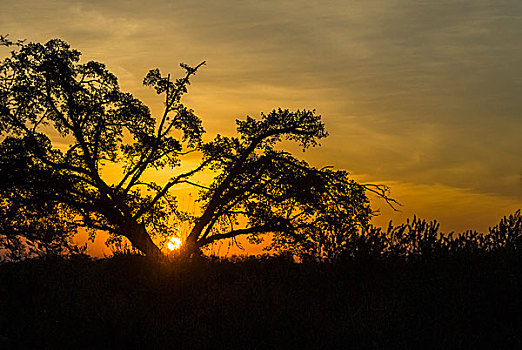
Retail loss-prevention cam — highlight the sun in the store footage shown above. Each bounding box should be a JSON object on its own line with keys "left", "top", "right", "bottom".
{"left": 167, "top": 237, "right": 183, "bottom": 251}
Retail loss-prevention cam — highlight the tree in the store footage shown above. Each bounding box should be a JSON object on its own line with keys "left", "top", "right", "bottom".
{"left": 0, "top": 37, "right": 394, "bottom": 259}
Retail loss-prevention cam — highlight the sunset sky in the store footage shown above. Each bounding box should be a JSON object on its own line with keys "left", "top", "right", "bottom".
{"left": 2, "top": 0, "right": 522, "bottom": 254}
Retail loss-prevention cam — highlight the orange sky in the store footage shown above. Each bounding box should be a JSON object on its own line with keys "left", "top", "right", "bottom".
{"left": 2, "top": 0, "right": 522, "bottom": 256}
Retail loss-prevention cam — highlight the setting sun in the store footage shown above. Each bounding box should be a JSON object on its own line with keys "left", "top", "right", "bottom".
{"left": 167, "top": 237, "right": 183, "bottom": 251}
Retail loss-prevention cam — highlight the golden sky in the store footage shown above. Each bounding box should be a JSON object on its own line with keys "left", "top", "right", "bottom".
{"left": 2, "top": 0, "right": 522, "bottom": 254}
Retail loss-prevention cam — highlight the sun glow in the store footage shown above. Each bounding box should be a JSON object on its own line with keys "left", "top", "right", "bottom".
{"left": 167, "top": 237, "right": 183, "bottom": 251}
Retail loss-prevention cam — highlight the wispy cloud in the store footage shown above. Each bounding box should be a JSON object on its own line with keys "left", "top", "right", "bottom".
{"left": 2, "top": 0, "right": 521, "bottom": 231}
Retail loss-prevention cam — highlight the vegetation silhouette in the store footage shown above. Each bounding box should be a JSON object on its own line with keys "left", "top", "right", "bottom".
{"left": 1, "top": 210, "right": 522, "bottom": 349}
{"left": 0, "top": 36, "right": 395, "bottom": 260}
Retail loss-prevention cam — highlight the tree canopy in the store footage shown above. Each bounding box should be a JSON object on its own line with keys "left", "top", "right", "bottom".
{"left": 0, "top": 36, "right": 394, "bottom": 260}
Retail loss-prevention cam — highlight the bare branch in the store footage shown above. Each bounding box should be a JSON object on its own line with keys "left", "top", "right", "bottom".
{"left": 362, "top": 183, "right": 401, "bottom": 211}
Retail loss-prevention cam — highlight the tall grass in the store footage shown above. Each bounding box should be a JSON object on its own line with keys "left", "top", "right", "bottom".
{"left": 1, "top": 250, "right": 521, "bottom": 349}
{"left": 1, "top": 211, "right": 521, "bottom": 349}
{"left": 327, "top": 210, "right": 522, "bottom": 261}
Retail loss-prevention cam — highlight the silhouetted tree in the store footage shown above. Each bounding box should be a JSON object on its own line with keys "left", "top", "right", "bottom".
{"left": 0, "top": 36, "right": 393, "bottom": 259}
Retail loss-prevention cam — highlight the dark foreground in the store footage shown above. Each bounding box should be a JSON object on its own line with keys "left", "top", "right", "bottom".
{"left": 1, "top": 253, "right": 521, "bottom": 349}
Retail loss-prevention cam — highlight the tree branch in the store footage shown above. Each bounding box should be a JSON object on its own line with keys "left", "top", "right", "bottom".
{"left": 132, "top": 158, "right": 211, "bottom": 220}
{"left": 197, "top": 224, "right": 283, "bottom": 247}
{"left": 361, "top": 184, "right": 401, "bottom": 211}
{"left": 117, "top": 61, "right": 206, "bottom": 192}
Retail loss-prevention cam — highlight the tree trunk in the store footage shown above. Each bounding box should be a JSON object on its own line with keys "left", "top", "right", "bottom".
{"left": 180, "top": 235, "right": 202, "bottom": 259}
{"left": 123, "top": 222, "right": 163, "bottom": 259}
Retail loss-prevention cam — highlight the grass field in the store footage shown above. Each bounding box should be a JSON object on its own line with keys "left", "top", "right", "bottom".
{"left": 1, "top": 251, "right": 521, "bottom": 349}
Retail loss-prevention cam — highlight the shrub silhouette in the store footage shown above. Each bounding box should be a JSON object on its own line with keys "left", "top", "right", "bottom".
{"left": 318, "top": 210, "right": 522, "bottom": 261}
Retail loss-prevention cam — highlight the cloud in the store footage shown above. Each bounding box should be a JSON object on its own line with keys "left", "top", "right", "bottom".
{"left": 2, "top": 0, "right": 521, "bottom": 225}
